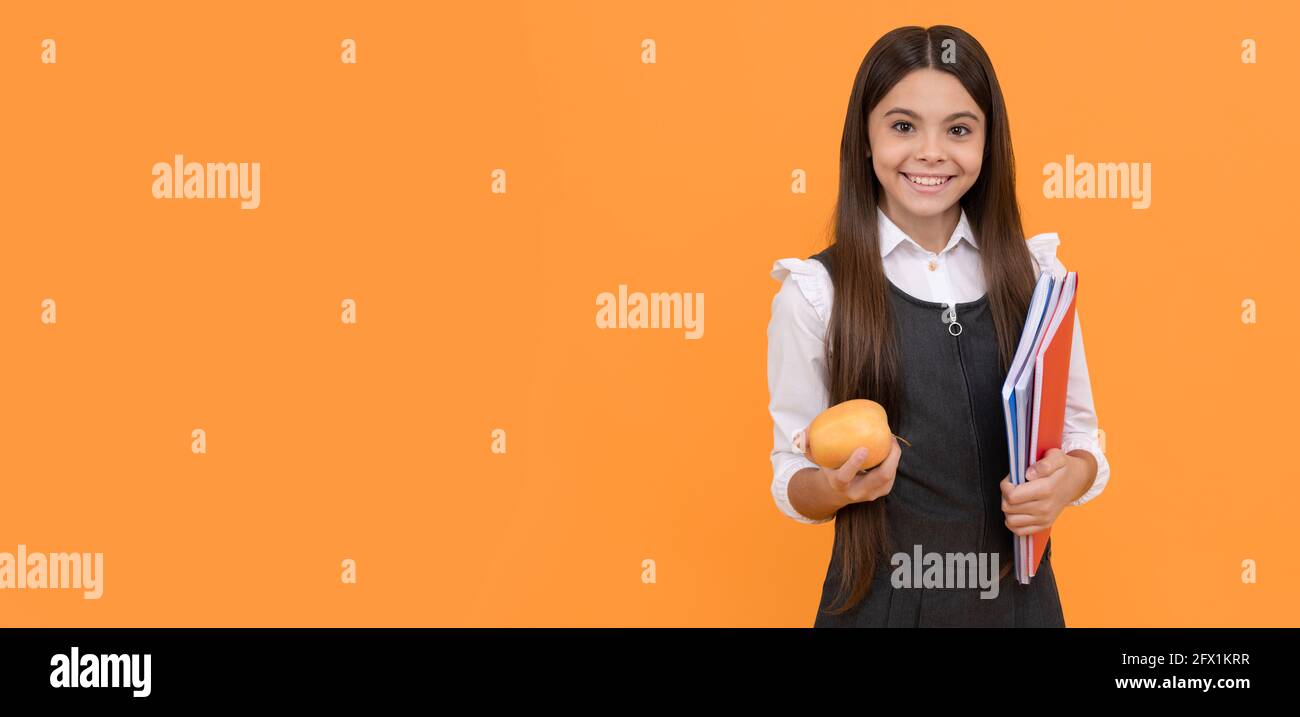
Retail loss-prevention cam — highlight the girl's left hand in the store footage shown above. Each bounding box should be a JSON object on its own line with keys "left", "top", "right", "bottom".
{"left": 999, "top": 448, "right": 1078, "bottom": 537}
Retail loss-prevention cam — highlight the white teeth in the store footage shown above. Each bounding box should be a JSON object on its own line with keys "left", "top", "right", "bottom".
{"left": 906, "top": 174, "right": 950, "bottom": 186}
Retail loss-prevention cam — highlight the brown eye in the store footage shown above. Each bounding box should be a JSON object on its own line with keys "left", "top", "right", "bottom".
{"left": 891, "top": 121, "right": 913, "bottom": 133}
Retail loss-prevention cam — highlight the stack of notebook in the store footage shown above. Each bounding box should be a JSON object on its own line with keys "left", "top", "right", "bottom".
{"left": 1000, "top": 269, "right": 1078, "bottom": 584}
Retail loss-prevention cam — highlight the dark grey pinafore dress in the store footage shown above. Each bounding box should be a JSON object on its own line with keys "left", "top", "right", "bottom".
{"left": 808, "top": 248, "right": 1066, "bottom": 627}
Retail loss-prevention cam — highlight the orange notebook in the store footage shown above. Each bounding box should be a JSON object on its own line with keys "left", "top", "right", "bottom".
{"left": 1027, "top": 272, "right": 1078, "bottom": 578}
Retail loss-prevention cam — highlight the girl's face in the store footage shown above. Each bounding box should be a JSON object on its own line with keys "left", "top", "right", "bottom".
{"left": 867, "top": 68, "right": 985, "bottom": 224}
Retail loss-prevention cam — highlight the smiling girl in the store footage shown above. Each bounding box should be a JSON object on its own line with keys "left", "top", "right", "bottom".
{"left": 765, "top": 25, "right": 1110, "bottom": 627}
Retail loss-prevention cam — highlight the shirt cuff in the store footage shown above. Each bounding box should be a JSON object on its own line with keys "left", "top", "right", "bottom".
{"left": 772, "top": 455, "right": 835, "bottom": 525}
{"left": 1061, "top": 433, "right": 1110, "bottom": 507}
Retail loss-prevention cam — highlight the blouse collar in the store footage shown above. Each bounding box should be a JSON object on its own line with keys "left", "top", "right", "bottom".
{"left": 876, "top": 206, "right": 978, "bottom": 258}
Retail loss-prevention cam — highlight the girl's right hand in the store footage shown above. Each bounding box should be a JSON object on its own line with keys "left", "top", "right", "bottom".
{"left": 820, "top": 437, "right": 901, "bottom": 505}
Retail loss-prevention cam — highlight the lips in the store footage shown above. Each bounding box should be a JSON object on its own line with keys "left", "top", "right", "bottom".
{"left": 900, "top": 172, "right": 955, "bottom": 195}
{"left": 902, "top": 173, "right": 954, "bottom": 186}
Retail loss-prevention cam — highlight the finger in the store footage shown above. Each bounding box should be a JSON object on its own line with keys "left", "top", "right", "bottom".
{"left": 1000, "top": 476, "right": 1015, "bottom": 500}
{"left": 868, "top": 439, "right": 899, "bottom": 478}
{"left": 1004, "top": 512, "right": 1036, "bottom": 528}
{"left": 870, "top": 467, "right": 896, "bottom": 489}
{"left": 858, "top": 442, "right": 900, "bottom": 489}
{"left": 1004, "top": 512, "right": 1047, "bottom": 531}
{"left": 1004, "top": 508, "right": 1051, "bottom": 526}
{"left": 1007, "top": 471, "right": 1059, "bottom": 503}
{"left": 1028, "top": 449, "right": 1067, "bottom": 481}
{"left": 840, "top": 447, "right": 870, "bottom": 476}
{"left": 880, "top": 438, "right": 902, "bottom": 472}
{"left": 1003, "top": 496, "right": 1052, "bottom": 516}
{"left": 1048, "top": 447, "right": 1068, "bottom": 468}
{"left": 1004, "top": 480, "right": 1032, "bottom": 505}
{"left": 826, "top": 457, "right": 856, "bottom": 489}
{"left": 1003, "top": 475, "right": 1055, "bottom": 503}
{"left": 865, "top": 471, "right": 896, "bottom": 501}
{"left": 1013, "top": 475, "right": 1058, "bottom": 503}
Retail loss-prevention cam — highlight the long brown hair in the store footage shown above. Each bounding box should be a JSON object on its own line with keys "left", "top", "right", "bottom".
{"left": 820, "top": 25, "right": 1038, "bottom": 615}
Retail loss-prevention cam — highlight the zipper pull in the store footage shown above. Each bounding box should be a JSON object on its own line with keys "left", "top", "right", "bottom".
{"left": 942, "top": 303, "right": 962, "bottom": 336}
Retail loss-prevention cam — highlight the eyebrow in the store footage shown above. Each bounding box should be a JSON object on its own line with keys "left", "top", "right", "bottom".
{"left": 883, "top": 107, "right": 981, "bottom": 123}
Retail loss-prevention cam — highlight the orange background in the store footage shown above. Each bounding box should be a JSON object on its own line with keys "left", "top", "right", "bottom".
{"left": 1, "top": 0, "right": 1295, "bottom": 627}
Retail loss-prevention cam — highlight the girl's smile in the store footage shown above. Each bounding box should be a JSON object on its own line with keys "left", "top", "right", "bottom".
{"left": 900, "top": 171, "right": 956, "bottom": 194}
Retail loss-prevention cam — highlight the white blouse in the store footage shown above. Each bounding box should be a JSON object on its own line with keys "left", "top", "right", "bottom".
{"left": 766, "top": 207, "right": 1111, "bottom": 524}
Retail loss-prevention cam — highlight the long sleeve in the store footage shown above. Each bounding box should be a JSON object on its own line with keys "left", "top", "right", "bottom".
{"left": 766, "top": 259, "right": 835, "bottom": 524}
{"left": 1060, "top": 310, "right": 1110, "bottom": 506}
{"left": 1025, "top": 233, "right": 1111, "bottom": 507}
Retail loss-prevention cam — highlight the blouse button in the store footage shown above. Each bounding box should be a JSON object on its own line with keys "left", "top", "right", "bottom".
{"left": 927, "top": 259, "right": 937, "bottom": 271}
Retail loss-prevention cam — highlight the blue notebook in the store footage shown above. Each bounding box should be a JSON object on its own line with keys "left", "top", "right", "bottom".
{"left": 1000, "top": 272, "right": 1059, "bottom": 584}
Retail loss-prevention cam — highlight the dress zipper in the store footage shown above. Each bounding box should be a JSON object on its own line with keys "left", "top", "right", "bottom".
{"left": 946, "top": 302, "right": 986, "bottom": 554}
{"left": 941, "top": 304, "right": 961, "bottom": 336}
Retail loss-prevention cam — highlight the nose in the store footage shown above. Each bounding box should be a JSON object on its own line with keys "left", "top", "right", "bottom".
{"left": 915, "top": 129, "right": 946, "bottom": 164}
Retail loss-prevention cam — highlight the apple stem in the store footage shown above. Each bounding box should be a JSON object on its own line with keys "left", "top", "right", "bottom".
{"left": 893, "top": 433, "right": 913, "bottom": 448}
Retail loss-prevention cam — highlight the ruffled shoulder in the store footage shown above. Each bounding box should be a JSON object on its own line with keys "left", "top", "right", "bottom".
{"left": 1026, "top": 232, "right": 1067, "bottom": 280}
{"left": 770, "top": 257, "right": 833, "bottom": 324}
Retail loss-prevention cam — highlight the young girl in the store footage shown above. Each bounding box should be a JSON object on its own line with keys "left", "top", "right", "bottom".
{"left": 766, "top": 25, "right": 1110, "bottom": 627}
